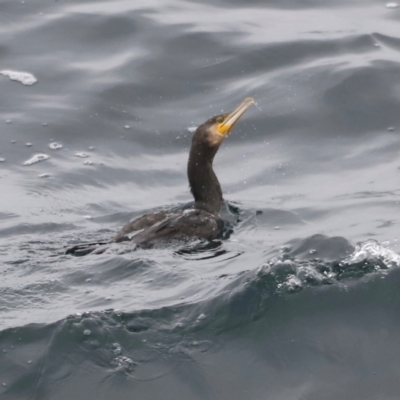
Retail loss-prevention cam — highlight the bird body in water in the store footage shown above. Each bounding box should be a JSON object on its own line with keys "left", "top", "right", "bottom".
{"left": 66, "top": 97, "right": 254, "bottom": 255}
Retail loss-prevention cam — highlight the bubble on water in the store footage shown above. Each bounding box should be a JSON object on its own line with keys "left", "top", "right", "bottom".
{"left": 0, "top": 70, "right": 37, "bottom": 85}
{"left": 0, "top": 158, "right": 5, "bottom": 163}
{"left": 274, "top": 226, "right": 280, "bottom": 230}
{"left": 386, "top": 2, "right": 399, "bottom": 8}
{"left": 279, "top": 275, "right": 302, "bottom": 293}
{"left": 75, "top": 152, "right": 89, "bottom": 158}
{"left": 48, "top": 142, "right": 63, "bottom": 150}
{"left": 6, "top": 120, "right": 11, "bottom": 124}
{"left": 42, "top": 122, "right": 48, "bottom": 127}
{"left": 187, "top": 126, "right": 197, "bottom": 133}
{"left": 88, "top": 146, "right": 95, "bottom": 150}
{"left": 124, "top": 125, "right": 130, "bottom": 129}
{"left": 39, "top": 173, "right": 50, "bottom": 178}
{"left": 387, "top": 126, "right": 395, "bottom": 131}
{"left": 112, "top": 343, "right": 122, "bottom": 355}
{"left": 83, "top": 329, "right": 91, "bottom": 336}
{"left": 11, "top": 140, "right": 16, "bottom": 144}
{"left": 25, "top": 142, "right": 33, "bottom": 147}
{"left": 84, "top": 215, "right": 92, "bottom": 220}
{"left": 27, "top": 360, "right": 32, "bottom": 364}
{"left": 24, "top": 154, "right": 50, "bottom": 166}
{"left": 83, "top": 160, "right": 93, "bottom": 165}
{"left": 112, "top": 355, "right": 134, "bottom": 370}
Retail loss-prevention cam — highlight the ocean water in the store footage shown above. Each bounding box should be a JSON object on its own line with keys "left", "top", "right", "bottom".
{"left": 1, "top": 0, "right": 400, "bottom": 399}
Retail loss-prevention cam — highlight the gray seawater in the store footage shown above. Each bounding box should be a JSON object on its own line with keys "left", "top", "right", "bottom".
{"left": 1, "top": 0, "right": 400, "bottom": 398}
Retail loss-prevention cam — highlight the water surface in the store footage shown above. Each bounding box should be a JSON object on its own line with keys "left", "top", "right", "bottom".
{"left": 1, "top": 0, "right": 400, "bottom": 398}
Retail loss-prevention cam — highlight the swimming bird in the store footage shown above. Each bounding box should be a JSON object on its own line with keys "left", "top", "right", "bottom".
{"left": 66, "top": 97, "right": 254, "bottom": 255}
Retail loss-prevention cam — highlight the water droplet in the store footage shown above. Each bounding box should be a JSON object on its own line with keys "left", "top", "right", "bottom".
{"left": 197, "top": 313, "right": 206, "bottom": 320}
{"left": 84, "top": 215, "right": 92, "bottom": 220}
{"left": 42, "top": 122, "right": 48, "bottom": 127}
{"left": 124, "top": 125, "right": 130, "bottom": 129}
{"left": 187, "top": 126, "right": 197, "bottom": 133}
{"left": 274, "top": 226, "right": 280, "bottom": 230}
{"left": 38, "top": 173, "right": 50, "bottom": 178}
{"left": 309, "top": 249, "right": 317, "bottom": 255}
{"left": 83, "top": 329, "right": 91, "bottom": 336}
{"left": 83, "top": 160, "right": 93, "bottom": 165}
{"left": 6, "top": 120, "right": 11, "bottom": 124}
{"left": 0, "top": 158, "right": 5, "bottom": 163}
{"left": 388, "top": 126, "right": 395, "bottom": 131}
{"left": 27, "top": 360, "right": 32, "bottom": 364}
{"left": 24, "top": 154, "right": 50, "bottom": 166}
{"left": 88, "top": 146, "right": 95, "bottom": 150}
{"left": 49, "top": 142, "right": 63, "bottom": 150}
{"left": 25, "top": 142, "right": 33, "bottom": 147}
{"left": 75, "top": 152, "right": 88, "bottom": 158}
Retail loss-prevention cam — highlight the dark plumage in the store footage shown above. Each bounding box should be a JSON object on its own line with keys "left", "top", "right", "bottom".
{"left": 66, "top": 97, "right": 254, "bottom": 255}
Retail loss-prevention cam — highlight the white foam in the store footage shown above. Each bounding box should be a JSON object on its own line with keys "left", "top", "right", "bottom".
{"left": 48, "top": 142, "right": 63, "bottom": 150}
{"left": 0, "top": 70, "right": 37, "bottom": 86}
{"left": 344, "top": 240, "right": 400, "bottom": 268}
{"left": 76, "top": 152, "right": 89, "bottom": 158}
{"left": 23, "top": 153, "right": 50, "bottom": 166}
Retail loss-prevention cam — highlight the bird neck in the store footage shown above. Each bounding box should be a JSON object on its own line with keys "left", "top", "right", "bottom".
{"left": 187, "top": 142, "right": 223, "bottom": 216}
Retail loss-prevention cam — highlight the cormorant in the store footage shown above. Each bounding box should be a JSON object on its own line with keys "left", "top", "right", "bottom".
{"left": 66, "top": 97, "right": 254, "bottom": 255}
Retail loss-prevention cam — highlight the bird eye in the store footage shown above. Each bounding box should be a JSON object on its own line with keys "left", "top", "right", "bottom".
{"left": 216, "top": 116, "right": 224, "bottom": 123}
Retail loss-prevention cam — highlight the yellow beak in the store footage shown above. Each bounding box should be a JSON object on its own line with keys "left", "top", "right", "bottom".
{"left": 217, "top": 97, "right": 255, "bottom": 135}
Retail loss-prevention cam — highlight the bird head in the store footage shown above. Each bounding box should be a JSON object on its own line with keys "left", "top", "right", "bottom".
{"left": 197, "top": 97, "right": 255, "bottom": 147}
